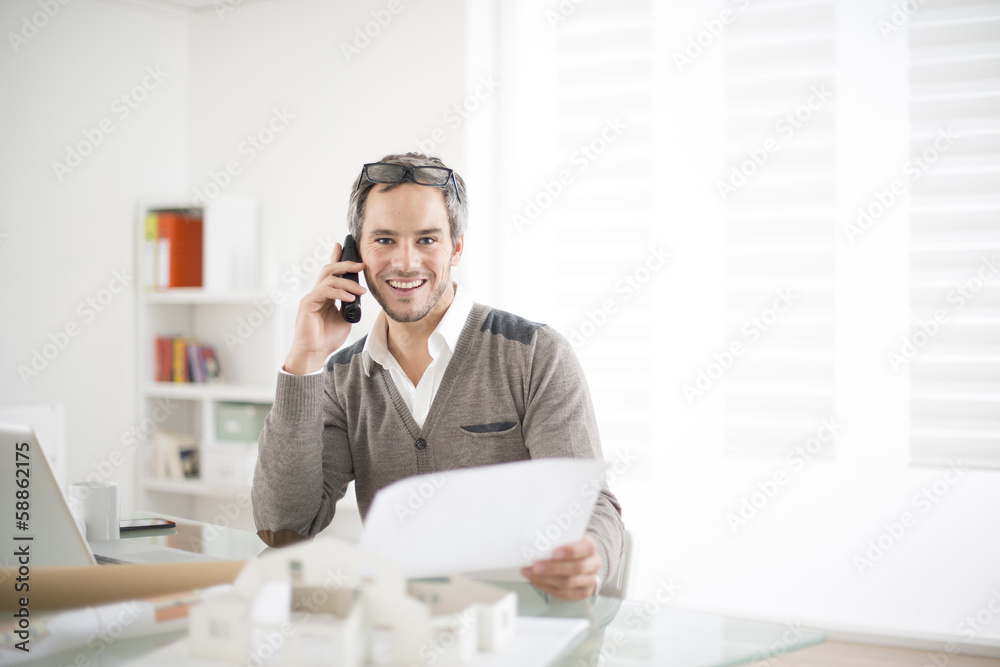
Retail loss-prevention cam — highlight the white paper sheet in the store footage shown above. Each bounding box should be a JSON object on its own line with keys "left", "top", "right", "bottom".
{"left": 359, "top": 458, "right": 607, "bottom": 578}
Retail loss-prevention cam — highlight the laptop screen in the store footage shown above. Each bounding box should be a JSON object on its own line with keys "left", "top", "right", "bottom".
{"left": 0, "top": 423, "right": 96, "bottom": 568}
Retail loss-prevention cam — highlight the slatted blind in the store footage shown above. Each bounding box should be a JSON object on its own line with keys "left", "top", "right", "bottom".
{"left": 496, "top": 0, "right": 1000, "bottom": 470}
{"left": 495, "top": 0, "right": 655, "bottom": 477}
{"left": 722, "top": 0, "right": 838, "bottom": 456}
{"left": 547, "top": 1, "right": 654, "bottom": 475}
{"left": 908, "top": 0, "right": 1000, "bottom": 468}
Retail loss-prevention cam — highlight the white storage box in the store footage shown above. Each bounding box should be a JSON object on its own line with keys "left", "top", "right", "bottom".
{"left": 202, "top": 442, "right": 258, "bottom": 487}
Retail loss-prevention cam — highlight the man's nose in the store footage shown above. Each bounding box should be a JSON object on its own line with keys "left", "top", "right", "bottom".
{"left": 392, "top": 241, "right": 420, "bottom": 271}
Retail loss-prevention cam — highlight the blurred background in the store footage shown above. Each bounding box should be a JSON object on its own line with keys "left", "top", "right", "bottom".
{"left": 2, "top": 0, "right": 999, "bottom": 647}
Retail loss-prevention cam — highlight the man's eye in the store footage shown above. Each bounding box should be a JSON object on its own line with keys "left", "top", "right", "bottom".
{"left": 418, "top": 237, "right": 436, "bottom": 245}
{"left": 375, "top": 238, "right": 393, "bottom": 245}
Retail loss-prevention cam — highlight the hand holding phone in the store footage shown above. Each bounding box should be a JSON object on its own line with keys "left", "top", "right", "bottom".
{"left": 340, "top": 234, "right": 362, "bottom": 323}
{"left": 283, "top": 234, "right": 365, "bottom": 375}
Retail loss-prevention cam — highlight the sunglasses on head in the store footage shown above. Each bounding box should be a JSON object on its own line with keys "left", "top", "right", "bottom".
{"left": 356, "top": 162, "right": 462, "bottom": 203}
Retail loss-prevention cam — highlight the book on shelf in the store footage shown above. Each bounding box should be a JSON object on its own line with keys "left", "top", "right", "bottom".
{"left": 154, "top": 335, "right": 222, "bottom": 384}
{"left": 142, "top": 212, "right": 158, "bottom": 291}
{"left": 143, "top": 208, "right": 204, "bottom": 291}
{"left": 151, "top": 430, "right": 199, "bottom": 481}
{"left": 172, "top": 337, "right": 188, "bottom": 382}
{"left": 180, "top": 448, "right": 200, "bottom": 479}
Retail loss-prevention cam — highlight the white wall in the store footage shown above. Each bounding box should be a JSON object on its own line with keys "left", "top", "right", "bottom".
{"left": 0, "top": 0, "right": 190, "bottom": 507}
{"left": 188, "top": 0, "right": 473, "bottom": 308}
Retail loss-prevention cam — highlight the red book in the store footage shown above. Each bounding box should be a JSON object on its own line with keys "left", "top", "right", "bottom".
{"left": 157, "top": 210, "right": 203, "bottom": 288}
{"left": 155, "top": 336, "right": 171, "bottom": 382}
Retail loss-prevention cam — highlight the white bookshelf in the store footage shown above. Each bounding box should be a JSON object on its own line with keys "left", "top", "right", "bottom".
{"left": 134, "top": 198, "right": 287, "bottom": 530}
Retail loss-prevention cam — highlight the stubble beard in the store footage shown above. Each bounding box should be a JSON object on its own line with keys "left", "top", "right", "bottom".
{"left": 365, "top": 266, "right": 452, "bottom": 324}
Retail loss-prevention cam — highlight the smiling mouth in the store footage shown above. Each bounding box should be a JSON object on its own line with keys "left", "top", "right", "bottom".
{"left": 387, "top": 279, "right": 427, "bottom": 290}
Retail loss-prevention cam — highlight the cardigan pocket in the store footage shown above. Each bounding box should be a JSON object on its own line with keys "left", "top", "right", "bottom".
{"left": 457, "top": 420, "right": 527, "bottom": 464}
{"left": 460, "top": 421, "right": 518, "bottom": 435}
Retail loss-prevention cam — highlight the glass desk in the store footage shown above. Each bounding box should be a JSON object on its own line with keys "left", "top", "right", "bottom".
{"left": 125, "top": 510, "right": 270, "bottom": 561}
{"left": 489, "top": 581, "right": 824, "bottom": 666}
{"left": 26, "top": 515, "right": 823, "bottom": 666}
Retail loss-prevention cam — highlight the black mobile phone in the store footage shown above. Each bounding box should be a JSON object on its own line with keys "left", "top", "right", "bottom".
{"left": 120, "top": 518, "right": 177, "bottom": 533}
{"left": 341, "top": 234, "right": 362, "bottom": 323}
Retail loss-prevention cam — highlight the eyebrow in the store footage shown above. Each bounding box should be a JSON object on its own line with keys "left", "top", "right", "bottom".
{"left": 367, "top": 228, "right": 445, "bottom": 237}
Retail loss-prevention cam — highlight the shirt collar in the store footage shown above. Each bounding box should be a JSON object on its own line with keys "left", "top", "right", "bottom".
{"left": 361, "top": 283, "right": 473, "bottom": 376}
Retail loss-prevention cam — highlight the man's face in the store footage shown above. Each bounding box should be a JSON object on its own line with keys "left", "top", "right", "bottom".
{"left": 359, "top": 183, "right": 463, "bottom": 324}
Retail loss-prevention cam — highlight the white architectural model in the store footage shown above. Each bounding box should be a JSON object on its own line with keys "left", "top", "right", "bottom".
{"left": 188, "top": 537, "right": 517, "bottom": 666}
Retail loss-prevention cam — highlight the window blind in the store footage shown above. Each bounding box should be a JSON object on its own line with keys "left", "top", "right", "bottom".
{"left": 551, "top": 2, "right": 654, "bottom": 474}
{"left": 723, "top": 0, "right": 838, "bottom": 456}
{"left": 496, "top": 0, "right": 655, "bottom": 477}
{"left": 493, "top": 0, "right": 1000, "bottom": 470}
{"left": 908, "top": 0, "right": 1000, "bottom": 468}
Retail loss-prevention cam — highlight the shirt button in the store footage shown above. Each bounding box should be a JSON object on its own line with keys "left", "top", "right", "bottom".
{"left": 415, "top": 438, "right": 427, "bottom": 450}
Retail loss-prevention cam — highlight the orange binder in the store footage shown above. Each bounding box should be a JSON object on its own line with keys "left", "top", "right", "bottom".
{"left": 157, "top": 210, "right": 203, "bottom": 288}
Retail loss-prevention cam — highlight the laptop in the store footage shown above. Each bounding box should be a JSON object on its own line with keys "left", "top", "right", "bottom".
{"left": 0, "top": 423, "right": 218, "bottom": 566}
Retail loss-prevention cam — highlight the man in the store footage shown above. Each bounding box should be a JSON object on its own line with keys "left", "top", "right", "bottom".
{"left": 252, "top": 152, "right": 624, "bottom": 600}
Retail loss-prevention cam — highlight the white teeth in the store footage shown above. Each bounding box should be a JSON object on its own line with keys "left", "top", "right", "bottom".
{"left": 389, "top": 280, "right": 423, "bottom": 289}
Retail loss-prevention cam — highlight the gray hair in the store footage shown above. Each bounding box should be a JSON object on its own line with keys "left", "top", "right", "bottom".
{"left": 347, "top": 152, "right": 468, "bottom": 245}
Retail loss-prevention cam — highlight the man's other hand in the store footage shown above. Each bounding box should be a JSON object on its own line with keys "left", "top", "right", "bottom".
{"left": 521, "top": 534, "right": 602, "bottom": 601}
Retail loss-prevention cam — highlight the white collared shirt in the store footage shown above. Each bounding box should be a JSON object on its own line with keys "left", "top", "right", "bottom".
{"left": 360, "top": 283, "right": 472, "bottom": 428}
{"left": 280, "top": 284, "right": 472, "bottom": 427}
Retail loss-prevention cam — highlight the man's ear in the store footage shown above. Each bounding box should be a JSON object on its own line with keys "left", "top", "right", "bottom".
{"left": 451, "top": 235, "right": 464, "bottom": 266}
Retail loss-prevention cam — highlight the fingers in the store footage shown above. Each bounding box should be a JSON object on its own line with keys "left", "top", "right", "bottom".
{"left": 524, "top": 568, "right": 598, "bottom": 589}
{"left": 522, "top": 535, "right": 598, "bottom": 576}
{"left": 520, "top": 551, "right": 601, "bottom": 600}
{"left": 302, "top": 276, "right": 365, "bottom": 313}
{"left": 522, "top": 553, "right": 601, "bottom": 579}
{"left": 314, "top": 284, "right": 363, "bottom": 304}
{"left": 519, "top": 535, "right": 602, "bottom": 600}
{"left": 300, "top": 243, "right": 366, "bottom": 311}
{"left": 312, "top": 243, "right": 366, "bottom": 289}
{"left": 532, "top": 578, "right": 597, "bottom": 600}
{"left": 551, "top": 535, "right": 597, "bottom": 560}
{"left": 522, "top": 568, "right": 599, "bottom": 600}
